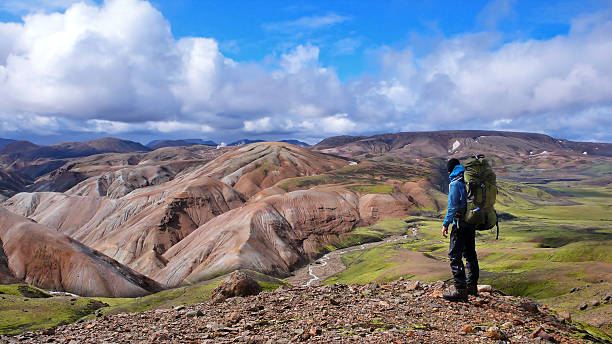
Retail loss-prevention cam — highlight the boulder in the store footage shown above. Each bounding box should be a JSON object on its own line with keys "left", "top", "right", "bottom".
{"left": 520, "top": 298, "right": 540, "bottom": 313}
{"left": 484, "top": 326, "right": 508, "bottom": 340}
{"left": 477, "top": 284, "right": 493, "bottom": 293}
{"left": 211, "top": 271, "right": 262, "bottom": 301}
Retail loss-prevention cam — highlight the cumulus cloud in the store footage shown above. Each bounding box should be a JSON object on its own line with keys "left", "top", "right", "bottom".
{"left": 320, "top": 114, "right": 357, "bottom": 134}
{"left": 280, "top": 44, "right": 319, "bottom": 73}
{"left": 243, "top": 117, "right": 272, "bottom": 132}
{"left": 0, "top": 0, "right": 611, "bottom": 144}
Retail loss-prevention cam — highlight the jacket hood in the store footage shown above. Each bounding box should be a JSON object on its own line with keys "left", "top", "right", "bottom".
{"left": 449, "top": 164, "right": 465, "bottom": 181}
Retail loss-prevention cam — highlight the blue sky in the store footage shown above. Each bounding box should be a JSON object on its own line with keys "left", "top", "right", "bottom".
{"left": 156, "top": 1, "right": 578, "bottom": 73}
{"left": 0, "top": 0, "right": 611, "bottom": 145}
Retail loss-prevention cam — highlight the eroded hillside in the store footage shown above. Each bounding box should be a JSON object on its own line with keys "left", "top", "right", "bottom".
{"left": 0, "top": 132, "right": 610, "bottom": 336}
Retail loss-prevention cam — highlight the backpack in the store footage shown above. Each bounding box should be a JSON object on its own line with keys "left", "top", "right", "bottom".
{"left": 463, "top": 154, "right": 499, "bottom": 239}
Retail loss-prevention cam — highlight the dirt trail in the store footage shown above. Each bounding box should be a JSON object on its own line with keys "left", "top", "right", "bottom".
{"left": 287, "top": 229, "right": 416, "bottom": 286}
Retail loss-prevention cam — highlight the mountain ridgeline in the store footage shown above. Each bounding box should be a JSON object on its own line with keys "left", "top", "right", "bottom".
{"left": 314, "top": 130, "right": 612, "bottom": 157}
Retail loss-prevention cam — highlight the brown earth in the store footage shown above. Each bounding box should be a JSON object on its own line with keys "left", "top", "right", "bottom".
{"left": 1, "top": 279, "right": 593, "bottom": 343}
{"left": 0, "top": 207, "right": 162, "bottom": 297}
{"left": 2, "top": 142, "right": 429, "bottom": 287}
{"left": 0, "top": 144, "right": 233, "bottom": 198}
{"left": 154, "top": 187, "right": 361, "bottom": 287}
{"left": 27, "top": 145, "right": 233, "bottom": 194}
{"left": 358, "top": 193, "right": 414, "bottom": 225}
{"left": 3, "top": 173, "right": 244, "bottom": 276}
{"left": 198, "top": 142, "right": 348, "bottom": 199}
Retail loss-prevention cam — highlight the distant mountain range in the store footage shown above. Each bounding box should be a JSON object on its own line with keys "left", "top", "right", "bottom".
{"left": 146, "top": 138, "right": 310, "bottom": 149}
{"left": 228, "top": 139, "right": 310, "bottom": 147}
{"left": 3, "top": 131, "right": 609, "bottom": 167}
{"left": 0, "top": 138, "right": 311, "bottom": 162}
{"left": 227, "top": 139, "right": 264, "bottom": 146}
{"left": 146, "top": 139, "right": 218, "bottom": 150}
{"left": 0, "top": 137, "right": 150, "bottom": 162}
{"left": 278, "top": 139, "right": 310, "bottom": 147}
{"left": 313, "top": 130, "right": 612, "bottom": 157}
{"left": 0, "top": 139, "right": 15, "bottom": 150}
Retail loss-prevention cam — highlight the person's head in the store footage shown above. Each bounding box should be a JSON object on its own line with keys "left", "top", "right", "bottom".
{"left": 447, "top": 158, "right": 460, "bottom": 174}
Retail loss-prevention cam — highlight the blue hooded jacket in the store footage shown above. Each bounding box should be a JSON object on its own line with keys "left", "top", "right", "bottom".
{"left": 443, "top": 164, "right": 467, "bottom": 227}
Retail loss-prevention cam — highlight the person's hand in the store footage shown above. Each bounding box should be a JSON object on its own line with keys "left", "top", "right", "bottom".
{"left": 441, "top": 225, "right": 448, "bottom": 238}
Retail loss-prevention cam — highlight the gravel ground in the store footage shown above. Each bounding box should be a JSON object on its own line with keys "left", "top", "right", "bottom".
{"left": 1, "top": 280, "right": 589, "bottom": 344}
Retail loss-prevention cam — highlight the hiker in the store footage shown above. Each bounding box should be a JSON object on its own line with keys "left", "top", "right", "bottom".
{"left": 441, "top": 158, "right": 479, "bottom": 301}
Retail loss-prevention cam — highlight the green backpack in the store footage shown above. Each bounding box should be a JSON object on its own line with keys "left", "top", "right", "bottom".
{"left": 463, "top": 154, "right": 499, "bottom": 239}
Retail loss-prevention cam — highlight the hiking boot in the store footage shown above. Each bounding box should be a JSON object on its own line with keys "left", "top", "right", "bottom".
{"left": 443, "top": 288, "right": 468, "bottom": 302}
{"left": 467, "top": 284, "right": 478, "bottom": 296}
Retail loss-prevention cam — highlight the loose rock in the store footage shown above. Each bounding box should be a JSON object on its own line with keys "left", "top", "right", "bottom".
{"left": 484, "top": 326, "right": 508, "bottom": 340}
{"left": 211, "top": 271, "right": 262, "bottom": 300}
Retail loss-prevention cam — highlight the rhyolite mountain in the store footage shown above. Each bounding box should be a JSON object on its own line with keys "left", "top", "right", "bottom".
{"left": 313, "top": 130, "right": 612, "bottom": 158}
{"left": 0, "top": 131, "right": 610, "bottom": 298}
{"left": 0, "top": 207, "right": 162, "bottom": 297}
{"left": 0, "top": 143, "right": 229, "bottom": 198}
{"left": 3, "top": 143, "right": 353, "bottom": 279}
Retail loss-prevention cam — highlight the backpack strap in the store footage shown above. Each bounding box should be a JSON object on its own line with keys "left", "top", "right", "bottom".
{"left": 451, "top": 175, "right": 464, "bottom": 184}
{"left": 496, "top": 218, "right": 499, "bottom": 240}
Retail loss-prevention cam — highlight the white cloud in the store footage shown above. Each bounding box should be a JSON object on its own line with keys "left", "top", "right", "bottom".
{"left": 84, "top": 119, "right": 133, "bottom": 134}
{"left": 492, "top": 118, "right": 512, "bottom": 127}
{"left": 146, "top": 121, "right": 214, "bottom": 133}
{"left": 280, "top": 44, "right": 319, "bottom": 73}
{"left": 243, "top": 117, "right": 272, "bottom": 132}
{"left": 263, "top": 13, "right": 349, "bottom": 32}
{"left": 289, "top": 104, "right": 324, "bottom": 118}
{"left": 0, "top": 0, "right": 611, "bottom": 143}
{"left": 0, "top": 113, "right": 61, "bottom": 134}
{"left": 370, "top": 13, "right": 612, "bottom": 139}
{"left": 320, "top": 114, "right": 356, "bottom": 134}
{"left": 0, "top": 0, "right": 179, "bottom": 121}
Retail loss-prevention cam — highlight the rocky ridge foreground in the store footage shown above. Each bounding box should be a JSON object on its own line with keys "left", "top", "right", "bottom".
{"left": 2, "top": 279, "right": 593, "bottom": 344}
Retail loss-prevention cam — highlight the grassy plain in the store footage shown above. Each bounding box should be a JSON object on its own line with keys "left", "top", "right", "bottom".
{"left": 278, "top": 161, "right": 431, "bottom": 193}
{"left": 323, "top": 175, "right": 612, "bottom": 335}
{"left": 0, "top": 271, "right": 287, "bottom": 335}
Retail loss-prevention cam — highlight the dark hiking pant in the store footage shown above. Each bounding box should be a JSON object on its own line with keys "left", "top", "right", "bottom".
{"left": 448, "top": 222, "right": 479, "bottom": 289}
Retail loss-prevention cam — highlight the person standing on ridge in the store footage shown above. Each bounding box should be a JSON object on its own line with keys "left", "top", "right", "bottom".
{"left": 441, "top": 158, "right": 479, "bottom": 301}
